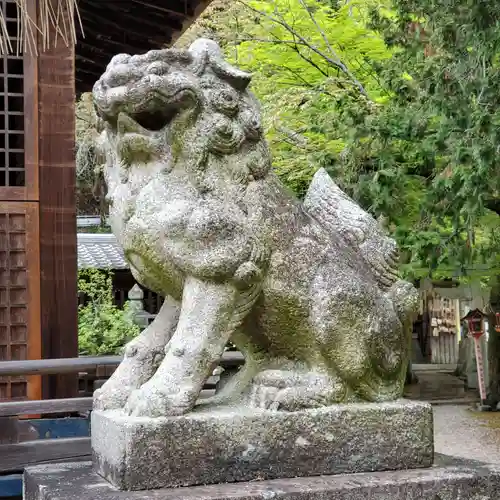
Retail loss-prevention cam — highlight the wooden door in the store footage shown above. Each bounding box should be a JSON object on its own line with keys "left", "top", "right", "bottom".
{"left": 0, "top": 0, "right": 77, "bottom": 401}
{"left": 0, "top": 202, "right": 41, "bottom": 401}
{"left": 0, "top": 0, "right": 41, "bottom": 402}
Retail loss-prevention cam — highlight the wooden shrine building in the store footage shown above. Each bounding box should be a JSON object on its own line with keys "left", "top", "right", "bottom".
{"left": 0, "top": 0, "right": 211, "bottom": 401}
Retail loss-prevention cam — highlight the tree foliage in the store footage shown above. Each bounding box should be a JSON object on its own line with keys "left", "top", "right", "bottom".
{"left": 78, "top": 269, "right": 140, "bottom": 355}
{"left": 181, "top": 0, "right": 500, "bottom": 280}
{"left": 72, "top": 0, "right": 500, "bottom": 281}
{"left": 75, "top": 94, "right": 107, "bottom": 218}
{"left": 180, "top": 0, "right": 393, "bottom": 195}
{"left": 339, "top": 0, "right": 500, "bottom": 278}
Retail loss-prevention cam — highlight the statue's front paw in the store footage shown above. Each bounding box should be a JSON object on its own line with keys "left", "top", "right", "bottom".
{"left": 93, "top": 386, "right": 130, "bottom": 411}
{"left": 125, "top": 385, "right": 191, "bottom": 418}
{"left": 93, "top": 388, "right": 111, "bottom": 411}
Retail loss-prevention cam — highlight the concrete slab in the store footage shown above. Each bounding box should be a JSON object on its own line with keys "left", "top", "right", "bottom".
{"left": 24, "top": 456, "right": 500, "bottom": 500}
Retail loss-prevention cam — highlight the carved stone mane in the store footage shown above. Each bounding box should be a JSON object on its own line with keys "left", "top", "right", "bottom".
{"left": 93, "top": 39, "right": 271, "bottom": 199}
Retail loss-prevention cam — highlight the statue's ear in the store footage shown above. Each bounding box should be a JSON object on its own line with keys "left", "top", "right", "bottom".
{"left": 188, "top": 38, "right": 223, "bottom": 60}
{"left": 188, "top": 38, "right": 211, "bottom": 76}
{"left": 188, "top": 38, "right": 252, "bottom": 91}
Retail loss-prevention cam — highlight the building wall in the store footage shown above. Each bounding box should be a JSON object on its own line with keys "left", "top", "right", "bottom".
{"left": 419, "top": 278, "right": 491, "bottom": 367}
{"left": 0, "top": 0, "right": 78, "bottom": 401}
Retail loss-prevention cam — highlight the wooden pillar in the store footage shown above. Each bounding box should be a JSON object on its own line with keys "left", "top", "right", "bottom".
{"left": 24, "top": 0, "right": 78, "bottom": 399}
{"left": 0, "top": 0, "right": 78, "bottom": 402}
{"left": 38, "top": 0, "right": 78, "bottom": 399}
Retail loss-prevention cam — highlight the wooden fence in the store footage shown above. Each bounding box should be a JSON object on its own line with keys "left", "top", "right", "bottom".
{"left": 0, "top": 352, "right": 244, "bottom": 498}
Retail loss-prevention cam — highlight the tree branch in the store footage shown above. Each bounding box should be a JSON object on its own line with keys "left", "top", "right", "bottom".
{"left": 275, "top": 124, "right": 309, "bottom": 148}
{"left": 234, "top": 34, "right": 331, "bottom": 84}
{"left": 234, "top": 37, "right": 312, "bottom": 46}
{"left": 281, "top": 64, "right": 315, "bottom": 87}
{"left": 237, "top": 0, "right": 368, "bottom": 96}
{"left": 267, "top": 30, "right": 330, "bottom": 80}
{"left": 290, "top": 43, "right": 330, "bottom": 78}
{"left": 297, "top": 0, "right": 343, "bottom": 64}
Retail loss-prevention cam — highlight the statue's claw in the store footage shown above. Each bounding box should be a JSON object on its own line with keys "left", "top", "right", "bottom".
{"left": 92, "top": 342, "right": 165, "bottom": 412}
{"left": 125, "top": 384, "right": 191, "bottom": 418}
{"left": 93, "top": 388, "right": 128, "bottom": 411}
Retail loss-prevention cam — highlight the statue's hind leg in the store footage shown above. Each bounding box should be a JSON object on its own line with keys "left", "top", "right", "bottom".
{"left": 244, "top": 368, "right": 349, "bottom": 410}
{"left": 203, "top": 329, "right": 272, "bottom": 406}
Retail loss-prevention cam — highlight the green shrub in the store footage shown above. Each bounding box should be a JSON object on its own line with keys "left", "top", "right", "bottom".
{"left": 78, "top": 268, "right": 141, "bottom": 355}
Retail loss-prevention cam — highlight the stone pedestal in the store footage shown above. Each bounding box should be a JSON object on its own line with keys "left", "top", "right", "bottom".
{"left": 91, "top": 400, "right": 433, "bottom": 491}
{"left": 24, "top": 457, "right": 500, "bottom": 500}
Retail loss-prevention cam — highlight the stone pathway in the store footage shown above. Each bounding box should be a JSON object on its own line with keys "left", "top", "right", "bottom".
{"left": 434, "top": 404, "right": 500, "bottom": 464}
{"left": 404, "top": 369, "right": 476, "bottom": 403}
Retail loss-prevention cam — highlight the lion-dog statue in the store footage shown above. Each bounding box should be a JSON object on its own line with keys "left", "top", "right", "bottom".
{"left": 92, "top": 39, "right": 418, "bottom": 418}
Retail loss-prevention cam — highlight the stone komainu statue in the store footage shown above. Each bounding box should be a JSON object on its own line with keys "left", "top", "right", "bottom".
{"left": 92, "top": 39, "right": 418, "bottom": 418}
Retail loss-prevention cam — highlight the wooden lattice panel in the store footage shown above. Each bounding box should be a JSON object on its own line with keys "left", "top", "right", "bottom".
{"left": 0, "top": 0, "right": 24, "bottom": 188}
{"left": 0, "top": 202, "right": 40, "bottom": 401}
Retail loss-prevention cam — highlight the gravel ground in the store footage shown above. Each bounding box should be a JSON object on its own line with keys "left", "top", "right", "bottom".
{"left": 434, "top": 404, "right": 500, "bottom": 464}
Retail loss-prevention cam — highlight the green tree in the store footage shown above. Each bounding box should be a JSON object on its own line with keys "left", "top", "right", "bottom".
{"left": 179, "top": 0, "right": 393, "bottom": 195}
{"left": 75, "top": 93, "right": 107, "bottom": 219}
{"left": 339, "top": 0, "right": 500, "bottom": 404}
{"left": 182, "top": 1, "right": 500, "bottom": 279}
{"left": 78, "top": 269, "right": 140, "bottom": 355}
{"left": 334, "top": 1, "right": 500, "bottom": 277}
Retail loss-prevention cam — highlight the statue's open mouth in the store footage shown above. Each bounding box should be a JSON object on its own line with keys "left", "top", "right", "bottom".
{"left": 103, "top": 87, "right": 199, "bottom": 166}
{"left": 104, "top": 88, "right": 199, "bottom": 136}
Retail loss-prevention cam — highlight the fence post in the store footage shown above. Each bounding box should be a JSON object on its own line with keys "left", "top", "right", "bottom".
{"left": 0, "top": 417, "right": 19, "bottom": 444}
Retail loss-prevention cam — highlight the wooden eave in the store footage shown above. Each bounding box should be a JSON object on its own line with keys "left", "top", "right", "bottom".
{"left": 75, "top": 0, "right": 211, "bottom": 95}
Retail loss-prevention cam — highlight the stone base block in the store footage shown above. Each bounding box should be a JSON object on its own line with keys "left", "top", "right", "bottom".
{"left": 91, "top": 400, "right": 433, "bottom": 491}
{"left": 24, "top": 457, "right": 500, "bottom": 499}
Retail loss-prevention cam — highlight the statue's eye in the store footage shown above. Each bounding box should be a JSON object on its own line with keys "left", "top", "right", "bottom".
{"left": 212, "top": 90, "right": 239, "bottom": 116}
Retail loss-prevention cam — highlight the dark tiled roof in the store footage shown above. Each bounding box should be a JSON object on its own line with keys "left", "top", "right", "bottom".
{"left": 77, "top": 233, "right": 128, "bottom": 269}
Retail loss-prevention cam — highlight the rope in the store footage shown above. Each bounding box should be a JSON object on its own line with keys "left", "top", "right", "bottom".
{"left": 0, "top": 0, "right": 83, "bottom": 56}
